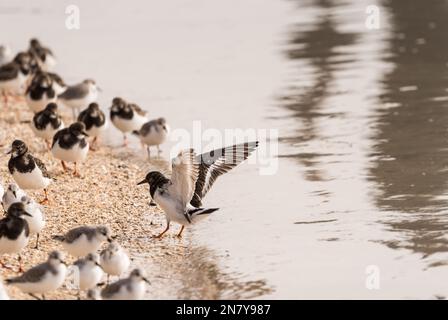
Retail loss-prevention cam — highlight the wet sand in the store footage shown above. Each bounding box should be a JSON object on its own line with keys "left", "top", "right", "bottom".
{"left": 0, "top": 99, "right": 190, "bottom": 300}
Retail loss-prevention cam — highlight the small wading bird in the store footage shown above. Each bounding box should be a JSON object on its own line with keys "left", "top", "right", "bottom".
{"left": 110, "top": 97, "right": 148, "bottom": 147}
{"left": 5, "top": 251, "right": 67, "bottom": 300}
{"left": 137, "top": 141, "right": 259, "bottom": 238}
{"left": 58, "top": 79, "right": 100, "bottom": 120}
{"left": 7, "top": 140, "right": 52, "bottom": 204}
{"left": 0, "top": 203, "right": 32, "bottom": 272}
{"left": 132, "top": 117, "right": 169, "bottom": 158}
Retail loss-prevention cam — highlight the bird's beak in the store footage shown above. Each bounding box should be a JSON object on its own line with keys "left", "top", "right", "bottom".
{"left": 137, "top": 179, "right": 147, "bottom": 186}
{"left": 5, "top": 148, "right": 12, "bottom": 155}
{"left": 82, "top": 131, "right": 89, "bottom": 137}
{"left": 12, "top": 191, "right": 16, "bottom": 198}
{"left": 22, "top": 211, "right": 33, "bottom": 217}
{"left": 143, "top": 277, "right": 151, "bottom": 285}
{"left": 95, "top": 262, "right": 103, "bottom": 268}
{"left": 60, "top": 259, "right": 67, "bottom": 266}
{"left": 107, "top": 237, "right": 113, "bottom": 243}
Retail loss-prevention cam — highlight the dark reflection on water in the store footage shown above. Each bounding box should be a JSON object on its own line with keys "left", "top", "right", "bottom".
{"left": 280, "top": 0, "right": 358, "bottom": 182}
{"left": 369, "top": 0, "right": 448, "bottom": 255}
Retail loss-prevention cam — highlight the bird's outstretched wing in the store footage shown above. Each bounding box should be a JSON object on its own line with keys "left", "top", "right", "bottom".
{"left": 169, "top": 149, "right": 200, "bottom": 207}
{"left": 190, "top": 141, "right": 259, "bottom": 207}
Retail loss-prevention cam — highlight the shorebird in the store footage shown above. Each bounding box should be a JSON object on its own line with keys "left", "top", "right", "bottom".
{"left": 77, "top": 102, "right": 107, "bottom": 150}
{"left": 100, "top": 241, "right": 130, "bottom": 282}
{"left": 0, "top": 277, "right": 9, "bottom": 300}
{"left": 20, "top": 195, "right": 45, "bottom": 249}
{"left": 58, "top": 79, "right": 100, "bottom": 120}
{"left": 0, "top": 44, "right": 12, "bottom": 67}
{"left": 51, "top": 122, "right": 89, "bottom": 176}
{"left": 28, "top": 38, "right": 57, "bottom": 71}
{"left": 0, "top": 202, "right": 31, "bottom": 271}
{"left": 6, "top": 251, "right": 67, "bottom": 300}
{"left": 100, "top": 268, "right": 150, "bottom": 300}
{"left": 110, "top": 97, "right": 148, "bottom": 147}
{"left": 137, "top": 141, "right": 259, "bottom": 238}
{"left": 31, "top": 102, "right": 64, "bottom": 150}
{"left": 2, "top": 183, "right": 27, "bottom": 211}
{"left": 53, "top": 225, "right": 113, "bottom": 257}
{"left": 132, "top": 117, "right": 169, "bottom": 157}
{"left": 0, "top": 52, "right": 37, "bottom": 107}
{"left": 7, "top": 140, "right": 51, "bottom": 204}
{"left": 73, "top": 253, "right": 104, "bottom": 298}
{"left": 25, "top": 71, "right": 57, "bottom": 113}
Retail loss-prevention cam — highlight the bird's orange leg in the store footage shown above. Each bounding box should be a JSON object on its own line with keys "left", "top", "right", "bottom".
{"left": 39, "top": 189, "right": 49, "bottom": 205}
{"left": 90, "top": 137, "right": 98, "bottom": 151}
{"left": 61, "top": 160, "right": 69, "bottom": 173}
{"left": 153, "top": 222, "right": 170, "bottom": 239}
{"left": 176, "top": 225, "right": 185, "bottom": 238}
{"left": 73, "top": 162, "right": 81, "bottom": 177}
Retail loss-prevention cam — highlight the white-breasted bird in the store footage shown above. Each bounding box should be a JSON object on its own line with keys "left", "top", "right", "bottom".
{"left": 110, "top": 97, "right": 148, "bottom": 147}
{"left": 20, "top": 195, "right": 45, "bottom": 249}
{"left": 100, "top": 268, "right": 150, "bottom": 300}
{"left": 73, "top": 253, "right": 104, "bottom": 297}
{"left": 51, "top": 122, "right": 89, "bottom": 177}
{"left": 100, "top": 241, "right": 130, "bottom": 281}
{"left": 6, "top": 250, "right": 67, "bottom": 300}
{"left": 31, "top": 102, "right": 64, "bottom": 150}
{"left": 7, "top": 140, "right": 51, "bottom": 204}
{"left": 2, "top": 183, "right": 27, "bottom": 211}
{"left": 132, "top": 117, "right": 170, "bottom": 158}
{"left": 0, "top": 203, "right": 32, "bottom": 272}
{"left": 58, "top": 79, "right": 100, "bottom": 120}
{"left": 137, "top": 141, "right": 259, "bottom": 238}
{"left": 77, "top": 102, "right": 107, "bottom": 150}
{"left": 53, "top": 225, "right": 113, "bottom": 257}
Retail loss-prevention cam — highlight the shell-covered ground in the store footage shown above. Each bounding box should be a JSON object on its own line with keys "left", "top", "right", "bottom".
{"left": 0, "top": 99, "right": 199, "bottom": 300}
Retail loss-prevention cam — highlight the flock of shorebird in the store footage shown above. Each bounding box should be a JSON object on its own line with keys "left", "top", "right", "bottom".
{"left": 0, "top": 39, "right": 258, "bottom": 300}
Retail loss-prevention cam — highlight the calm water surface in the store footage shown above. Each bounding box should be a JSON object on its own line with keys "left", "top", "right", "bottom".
{"left": 2, "top": 0, "right": 448, "bottom": 299}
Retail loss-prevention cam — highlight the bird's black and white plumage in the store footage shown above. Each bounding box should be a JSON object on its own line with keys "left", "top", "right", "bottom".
{"left": 0, "top": 203, "right": 31, "bottom": 258}
{"left": 25, "top": 71, "right": 56, "bottom": 113}
{"left": 0, "top": 52, "right": 37, "bottom": 97}
{"left": 132, "top": 117, "right": 169, "bottom": 157}
{"left": 53, "top": 225, "right": 112, "bottom": 257}
{"left": 137, "top": 141, "right": 259, "bottom": 238}
{"left": 110, "top": 97, "right": 148, "bottom": 146}
{"left": 51, "top": 122, "right": 89, "bottom": 175}
{"left": 2, "top": 183, "right": 27, "bottom": 211}
{"left": 100, "top": 268, "right": 150, "bottom": 300}
{"left": 31, "top": 102, "right": 64, "bottom": 148}
{"left": 28, "top": 38, "right": 57, "bottom": 71}
{"left": 6, "top": 251, "right": 66, "bottom": 299}
{"left": 8, "top": 140, "right": 51, "bottom": 203}
{"left": 78, "top": 102, "right": 107, "bottom": 148}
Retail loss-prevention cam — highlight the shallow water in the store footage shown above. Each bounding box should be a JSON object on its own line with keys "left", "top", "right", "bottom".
{"left": 2, "top": 0, "right": 448, "bottom": 299}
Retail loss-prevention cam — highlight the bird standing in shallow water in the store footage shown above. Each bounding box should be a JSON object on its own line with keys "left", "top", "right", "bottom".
{"left": 7, "top": 140, "right": 51, "bottom": 204}
{"left": 137, "top": 141, "right": 259, "bottom": 238}
{"left": 77, "top": 102, "right": 107, "bottom": 150}
{"left": 51, "top": 122, "right": 89, "bottom": 177}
